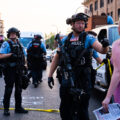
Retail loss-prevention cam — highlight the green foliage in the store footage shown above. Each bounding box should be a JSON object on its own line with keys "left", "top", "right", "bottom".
{"left": 4, "top": 38, "right": 8, "bottom": 41}
{"left": 45, "top": 33, "right": 55, "bottom": 50}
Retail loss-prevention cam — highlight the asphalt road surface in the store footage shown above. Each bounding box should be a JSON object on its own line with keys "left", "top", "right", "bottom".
{"left": 0, "top": 62, "right": 106, "bottom": 120}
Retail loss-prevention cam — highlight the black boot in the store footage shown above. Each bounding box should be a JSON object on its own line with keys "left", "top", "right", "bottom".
{"left": 4, "top": 109, "right": 10, "bottom": 116}
{"left": 15, "top": 107, "right": 28, "bottom": 114}
{"left": 34, "top": 83, "right": 38, "bottom": 88}
{"left": 38, "top": 79, "right": 42, "bottom": 84}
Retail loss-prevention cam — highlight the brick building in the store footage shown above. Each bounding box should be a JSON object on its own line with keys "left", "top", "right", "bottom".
{"left": 0, "top": 13, "right": 4, "bottom": 35}
{"left": 82, "top": 0, "right": 120, "bottom": 23}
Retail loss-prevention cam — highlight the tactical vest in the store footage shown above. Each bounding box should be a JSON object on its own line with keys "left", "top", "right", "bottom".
{"left": 6, "top": 40, "right": 25, "bottom": 68}
{"left": 59, "top": 32, "right": 92, "bottom": 90}
{"left": 64, "top": 32, "right": 92, "bottom": 68}
{"left": 27, "top": 40, "right": 44, "bottom": 67}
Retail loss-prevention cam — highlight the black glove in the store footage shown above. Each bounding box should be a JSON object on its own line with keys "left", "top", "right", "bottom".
{"left": 48, "top": 77, "right": 54, "bottom": 89}
{"left": 101, "top": 38, "right": 109, "bottom": 47}
{"left": 102, "top": 59, "right": 108, "bottom": 64}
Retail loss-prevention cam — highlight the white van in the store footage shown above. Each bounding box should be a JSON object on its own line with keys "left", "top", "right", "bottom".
{"left": 92, "top": 24, "right": 120, "bottom": 92}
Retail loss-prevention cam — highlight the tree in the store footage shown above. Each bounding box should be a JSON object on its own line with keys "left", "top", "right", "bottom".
{"left": 45, "top": 32, "right": 55, "bottom": 50}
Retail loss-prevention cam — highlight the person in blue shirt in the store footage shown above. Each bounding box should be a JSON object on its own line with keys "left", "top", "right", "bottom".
{"left": 0, "top": 27, "right": 28, "bottom": 116}
{"left": 101, "top": 13, "right": 114, "bottom": 25}
{"left": 48, "top": 12, "right": 109, "bottom": 120}
{"left": 107, "top": 15, "right": 114, "bottom": 24}
{"left": 27, "top": 34, "right": 46, "bottom": 88}
{"left": 55, "top": 32, "right": 103, "bottom": 87}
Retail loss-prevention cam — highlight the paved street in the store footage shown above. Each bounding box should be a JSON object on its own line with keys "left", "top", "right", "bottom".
{"left": 0, "top": 62, "right": 106, "bottom": 120}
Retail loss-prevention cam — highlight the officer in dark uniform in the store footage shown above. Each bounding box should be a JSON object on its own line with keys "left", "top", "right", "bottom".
{"left": 27, "top": 34, "right": 46, "bottom": 88}
{"left": 0, "top": 35, "right": 4, "bottom": 77}
{"left": 0, "top": 27, "right": 28, "bottom": 116}
{"left": 48, "top": 13, "right": 109, "bottom": 120}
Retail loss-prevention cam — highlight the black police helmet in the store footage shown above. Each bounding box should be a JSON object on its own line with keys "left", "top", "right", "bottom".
{"left": 34, "top": 34, "right": 42, "bottom": 40}
{"left": 7, "top": 27, "right": 20, "bottom": 38}
{"left": 71, "top": 13, "right": 89, "bottom": 28}
{"left": 66, "top": 18, "right": 72, "bottom": 25}
{"left": 71, "top": 13, "right": 89, "bottom": 22}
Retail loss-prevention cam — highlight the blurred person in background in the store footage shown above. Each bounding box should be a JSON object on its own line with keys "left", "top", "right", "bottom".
{"left": 27, "top": 34, "right": 46, "bottom": 88}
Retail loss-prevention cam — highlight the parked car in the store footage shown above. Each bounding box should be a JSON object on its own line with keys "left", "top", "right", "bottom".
{"left": 46, "top": 49, "right": 52, "bottom": 61}
{"left": 50, "top": 49, "right": 57, "bottom": 62}
{"left": 92, "top": 24, "right": 120, "bottom": 92}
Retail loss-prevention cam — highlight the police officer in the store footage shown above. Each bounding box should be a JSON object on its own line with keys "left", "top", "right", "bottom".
{"left": 101, "top": 13, "right": 114, "bottom": 25}
{"left": 27, "top": 34, "right": 46, "bottom": 88}
{"left": 48, "top": 13, "right": 109, "bottom": 120}
{"left": 0, "top": 27, "right": 28, "bottom": 116}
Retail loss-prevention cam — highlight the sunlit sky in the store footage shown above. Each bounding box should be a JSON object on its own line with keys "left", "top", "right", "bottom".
{"left": 0, "top": 0, "right": 84, "bottom": 37}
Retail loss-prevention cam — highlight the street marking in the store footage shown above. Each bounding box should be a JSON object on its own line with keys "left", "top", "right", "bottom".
{"left": 0, "top": 96, "right": 44, "bottom": 106}
{"left": 0, "top": 108, "right": 59, "bottom": 113}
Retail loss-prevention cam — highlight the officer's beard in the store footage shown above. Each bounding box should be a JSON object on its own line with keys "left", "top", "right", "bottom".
{"left": 35, "top": 38, "right": 41, "bottom": 41}
{"left": 72, "top": 27, "right": 84, "bottom": 34}
{"left": 10, "top": 38, "right": 16, "bottom": 40}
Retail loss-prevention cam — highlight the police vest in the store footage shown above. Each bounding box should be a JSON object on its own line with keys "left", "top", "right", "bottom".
{"left": 64, "top": 32, "right": 92, "bottom": 68}
{"left": 27, "top": 40, "right": 44, "bottom": 63}
{"left": 6, "top": 40, "right": 25, "bottom": 68}
{"left": 60, "top": 32, "right": 92, "bottom": 90}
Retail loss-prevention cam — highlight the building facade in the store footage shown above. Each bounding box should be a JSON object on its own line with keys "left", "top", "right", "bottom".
{"left": 0, "top": 13, "right": 4, "bottom": 35}
{"left": 82, "top": 0, "right": 120, "bottom": 23}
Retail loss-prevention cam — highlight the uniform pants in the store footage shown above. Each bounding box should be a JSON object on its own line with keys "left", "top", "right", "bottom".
{"left": 31, "top": 69, "right": 42, "bottom": 84}
{"left": 3, "top": 67, "right": 22, "bottom": 110}
{"left": 59, "top": 86, "right": 90, "bottom": 120}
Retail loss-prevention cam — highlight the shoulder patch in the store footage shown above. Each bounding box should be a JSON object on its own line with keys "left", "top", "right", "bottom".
{"left": 2, "top": 43, "right": 7, "bottom": 48}
{"left": 88, "top": 34, "right": 95, "bottom": 38}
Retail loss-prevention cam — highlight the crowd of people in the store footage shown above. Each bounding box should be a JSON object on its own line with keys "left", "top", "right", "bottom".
{"left": 0, "top": 12, "right": 120, "bottom": 120}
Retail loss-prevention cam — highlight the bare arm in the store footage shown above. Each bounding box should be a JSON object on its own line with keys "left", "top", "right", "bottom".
{"left": 48, "top": 52, "right": 59, "bottom": 77}
{"left": 92, "top": 40, "right": 109, "bottom": 54}
{"left": 102, "top": 69, "right": 120, "bottom": 111}
{"left": 0, "top": 53, "right": 12, "bottom": 59}
{"left": 106, "top": 71, "right": 120, "bottom": 99}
